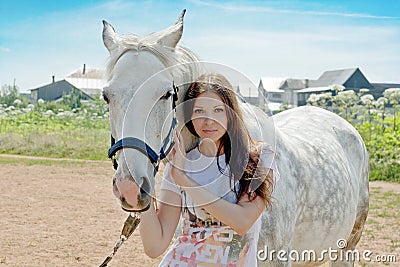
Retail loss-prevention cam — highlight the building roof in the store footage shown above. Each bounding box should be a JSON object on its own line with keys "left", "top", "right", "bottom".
{"left": 30, "top": 67, "right": 105, "bottom": 99}
{"left": 67, "top": 68, "right": 105, "bottom": 79}
{"left": 371, "top": 83, "right": 400, "bottom": 90}
{"left": 312, "top": 68, "right": 358, "bottom": 87}
{"left": 236, "top": 83, "right": 258, "bottom": 98}
{"left": 30, "top": 80, "right": 68, "bottom": 92}
{"left": 259, "top": 77, "right": 286, "bottom": 92}
{"left": 280, "top": 79, "right": 306, "bottom": 90}
{"left": 65, "top": 67, "right": 106, "bottom": 95}
{"left": 65, "top": 77, "right": 105, "bottom": 92}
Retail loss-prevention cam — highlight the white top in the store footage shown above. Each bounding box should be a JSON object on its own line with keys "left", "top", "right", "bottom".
{"left": 159, "top": 145, "right": 280, "bottom": 267}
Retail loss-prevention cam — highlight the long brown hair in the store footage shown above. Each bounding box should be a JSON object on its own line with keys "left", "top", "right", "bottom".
{"left": 184, "top": 73, "right": 274, "bottom": 207}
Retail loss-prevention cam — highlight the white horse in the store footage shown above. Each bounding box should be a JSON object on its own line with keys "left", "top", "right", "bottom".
{"left": 102, "top": 10, "right": 369, "bottom": 266}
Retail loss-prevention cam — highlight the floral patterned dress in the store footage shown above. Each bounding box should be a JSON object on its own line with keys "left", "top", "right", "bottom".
{"left": 159, "top": 146, "right": 279, "bottom": 267}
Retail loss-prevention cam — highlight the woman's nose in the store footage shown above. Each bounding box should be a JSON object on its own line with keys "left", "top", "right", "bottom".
{"left": 203, "top": 116, "right": 215, "bottom": 125}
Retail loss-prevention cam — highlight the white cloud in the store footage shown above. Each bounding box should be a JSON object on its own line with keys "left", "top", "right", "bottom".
{"left": 191, "top": 0, "right": 398, "bottom": 19}
{"left": 0, "top": 46, "right": 10, "bottom": 52}
{"left": 1, "top": 0, "right": 399, "bottom": 91}
{"left": 185, "top": 24, "right": 400, "bottom": 83}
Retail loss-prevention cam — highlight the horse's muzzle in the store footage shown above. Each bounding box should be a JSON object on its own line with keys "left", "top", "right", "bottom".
{"left": 113, "top": 176, "right": 152, "bottom": 212}
{"left": 121, "top": 196, "right": 151, "bottom": 213}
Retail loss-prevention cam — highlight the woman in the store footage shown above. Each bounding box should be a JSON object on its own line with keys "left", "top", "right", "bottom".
{"left": 139, "top": 73, "right": 279, "bottom": 266}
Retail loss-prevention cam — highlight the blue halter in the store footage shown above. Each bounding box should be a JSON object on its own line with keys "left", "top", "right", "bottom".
{"left": 108, "top": 83, "right": 179, "bottom": 174}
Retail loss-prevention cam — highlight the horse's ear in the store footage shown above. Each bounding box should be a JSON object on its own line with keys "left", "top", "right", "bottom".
{"left": 102, "top": 20, "right": 118, "bottom": 53}
{"left": 157, "top": 9, "right": 186, "bottom": 49}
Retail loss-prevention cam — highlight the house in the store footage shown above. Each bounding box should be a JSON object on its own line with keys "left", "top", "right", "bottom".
{"left": 256, "top": 77, "right": 287, "bottom": 113}
{"left": 311, "top": 68, "right": 373, "bottom": 90}
{"left": 258, "top": 77, "right": 332, "bottom": 110}
{"left": 30, "top": 65, "right": 105, "bottom": 103}
{"left": 235, "top": 82, "right": 260, "bottom": 106}
{"left": 259, "top": 68, "right": 396, "bottom": 108}
{"left": 369, "top": 83, "right": 400, "bottom": 99}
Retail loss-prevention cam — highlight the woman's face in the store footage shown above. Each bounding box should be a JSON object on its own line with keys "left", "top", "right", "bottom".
{"left": 191, "top": 91, "right": 228, "bottom": 147}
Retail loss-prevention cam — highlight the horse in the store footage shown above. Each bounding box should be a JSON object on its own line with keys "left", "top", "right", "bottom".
{"left": 102, "top": 10, "right": 369, "bottom": 266}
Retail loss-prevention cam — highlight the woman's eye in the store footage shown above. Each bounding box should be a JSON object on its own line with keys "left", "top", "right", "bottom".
{"left": 215, "top": 108, "right": 224, "bottom": 113}
{"left": 193, "top": 109, "right": 203, "bottom": 114}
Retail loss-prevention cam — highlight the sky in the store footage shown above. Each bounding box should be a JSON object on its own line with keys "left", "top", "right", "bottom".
{"left": 1, "top": 0, "right": 399, "bottom": 93}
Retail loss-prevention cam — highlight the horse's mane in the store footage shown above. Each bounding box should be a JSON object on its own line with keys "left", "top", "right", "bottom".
{"left": 105, "top": 33, "right": 201, "bottom": 87}
{"left": 105, "top": 32, "right": 203, "bottom": 151}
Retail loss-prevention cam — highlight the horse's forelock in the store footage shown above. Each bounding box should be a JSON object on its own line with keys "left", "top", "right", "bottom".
{"left": 105, "top": 33, "right": 199, "bottom": 84}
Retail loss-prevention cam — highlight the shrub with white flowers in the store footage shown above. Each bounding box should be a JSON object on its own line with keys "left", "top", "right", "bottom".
{"left": 359, "top": 88, "right": 370, "bottom": 95}
{"left": 13, "top": 99, "right": 22, "bottom": 106}
{"left": 44, "top": 110, "right": 54, "bottom": 116}
{"left": 361, "top": 94, "right": 374, "bottom": 106}
{"left": 383, "top": 88, "right": 400, "bottom": 104}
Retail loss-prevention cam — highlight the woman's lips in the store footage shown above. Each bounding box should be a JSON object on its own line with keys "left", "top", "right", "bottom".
{"left": 202, "top": 129, "right": 217, "bottom": 134}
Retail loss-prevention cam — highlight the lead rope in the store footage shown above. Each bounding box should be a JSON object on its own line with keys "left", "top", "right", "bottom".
{"left": 99, "top": 212, "right": 141, "bottom": 267}
{"left": 99, "top": 196, "right": 159, "bottom": 266}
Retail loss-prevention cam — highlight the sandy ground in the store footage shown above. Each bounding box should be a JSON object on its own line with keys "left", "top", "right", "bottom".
{"left": 0, "top": 155, "right": 398, "bottom": 266}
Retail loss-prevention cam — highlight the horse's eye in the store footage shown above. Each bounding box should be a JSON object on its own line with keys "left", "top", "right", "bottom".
{"left": 103, "top": 92, "right": 109, "bottom": 104}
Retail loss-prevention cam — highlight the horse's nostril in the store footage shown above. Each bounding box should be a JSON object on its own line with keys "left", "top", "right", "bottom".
{"left": 112, "top": 178, "right": 121, "bottom": 199}
{"left": 140, "top": 177, "right": 151, "bottom": 198}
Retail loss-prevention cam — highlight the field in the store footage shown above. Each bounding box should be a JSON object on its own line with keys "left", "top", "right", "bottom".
{"left": 0, "top": 87, "right": 399, "bottom": 266}
{"left": 1, "top": 88, "right": 399, "bottom": 182}
{"left": 0, "top": 155, "right": 398, "bottom": 266}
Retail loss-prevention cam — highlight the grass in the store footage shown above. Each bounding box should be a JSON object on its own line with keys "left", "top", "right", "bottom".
{"left": 1, "top": 102, "right": 399, "bottom": 182}
{"left": 0, "top": 155, "right": 107, "bottom": 166}
{"left": 0, "top": 105, "right": 110, "bottom": 160}
{"left": 366, "top": 218, "right": 380, "bottom": 225}
{"left": 368, "top": 188, "right": 400, "bottom": 220}
{"left": 357, "top": 185, "right": 400, "bottom": 267}
{"left": 0, "top": 130, "right": 109, "bottom": 160}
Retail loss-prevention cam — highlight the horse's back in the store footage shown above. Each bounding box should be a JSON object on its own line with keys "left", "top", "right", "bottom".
{"left": 273, "top": 106, "right": 369, "bottom": 189}
{"left": 256, "top": 106, "right": 369, "bottom": 265}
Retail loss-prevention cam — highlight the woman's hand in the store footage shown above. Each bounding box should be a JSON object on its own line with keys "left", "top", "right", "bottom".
{"left": 170, "top": 129, "right": 187, "bottom": 182}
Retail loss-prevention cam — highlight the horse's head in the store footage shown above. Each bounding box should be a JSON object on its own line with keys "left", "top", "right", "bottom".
{"left": 102, "top": 10, "right": 199, "bottom": 212}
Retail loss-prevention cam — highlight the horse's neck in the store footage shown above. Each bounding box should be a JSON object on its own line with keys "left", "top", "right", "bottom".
{"left": 164, "top": 46, "right": 204, "bottom": 152}
{"left": 172, "top": 45, "right": 204, "bottom": 86}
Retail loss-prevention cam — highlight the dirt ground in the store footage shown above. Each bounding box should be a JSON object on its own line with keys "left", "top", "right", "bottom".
{"left": 0, "top": 155, "right": 398, "bottom": 266}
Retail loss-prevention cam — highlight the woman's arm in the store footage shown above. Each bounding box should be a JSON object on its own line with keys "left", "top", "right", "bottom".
{"left": 171, "top": 170, "right": 265, "bottom": 236}
{"left": 170, "top": 130, "right": 266, "bottom": 236}
{"left": 139, "top": 189, "right": 181, "bottom": 258}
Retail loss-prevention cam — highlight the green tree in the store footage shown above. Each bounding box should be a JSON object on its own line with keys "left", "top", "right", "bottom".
{"left": 384, "top": 88, "right": 400, "bottom": 131}
{"left": 60, "top": 87, "right": 83, "bottom": 109}
{"left": 0, "top": 84, "right": 20, "bottom": 106}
